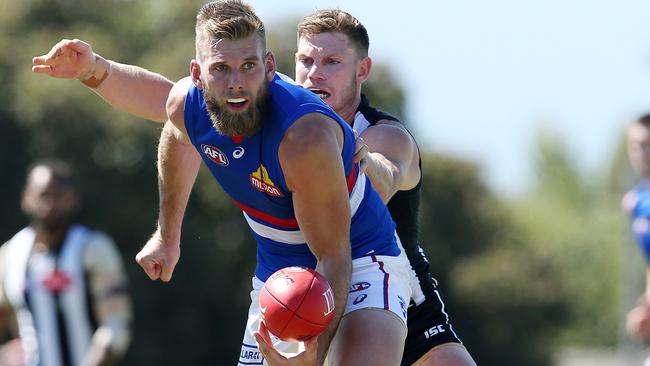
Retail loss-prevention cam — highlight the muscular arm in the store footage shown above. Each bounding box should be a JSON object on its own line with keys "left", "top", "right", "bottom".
{"left": 359, "top": 121, "right": 421, "bottom": 203}
{"left": 135, "top": 78, "right": 202, "bottom": 282}
{"left": 279, "top": 114, "right": 352, "bottom": 365}
{"left": 94, "top": 57, "right": 173, "bottom": 122}
{"left": 32, "top": 38, "right": 173, "bottom": 122}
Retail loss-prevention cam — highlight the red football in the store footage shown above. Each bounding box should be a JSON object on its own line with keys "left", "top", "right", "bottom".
{"left": 259, "top": 266, "right": 335, "bottom": 342}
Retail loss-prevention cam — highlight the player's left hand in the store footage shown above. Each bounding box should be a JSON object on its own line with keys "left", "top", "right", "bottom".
{"left": 254, "top": 321, "right": 318, "bottom": 366}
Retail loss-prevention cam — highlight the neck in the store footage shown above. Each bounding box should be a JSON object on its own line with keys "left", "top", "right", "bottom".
{"left": 338, "top": 94, "right": 362, "bottom": 126}
{"left": 32, "top": 223, "right": 70, "bottom": 250}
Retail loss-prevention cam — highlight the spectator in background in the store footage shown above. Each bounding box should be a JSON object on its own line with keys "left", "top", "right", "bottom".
{"left": 0, "top": 159, "right": 132, "bottom": 366}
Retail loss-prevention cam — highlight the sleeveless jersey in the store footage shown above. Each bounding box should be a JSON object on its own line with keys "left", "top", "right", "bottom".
{"left": 3, "top": 225, "right": 97, "bottom": 366}
{"left": 353, "top": 94, "right": 437, "bottom": 303}
{"left": 184, "top": 74, "right": 399, "bottom": 281}
{"left": 629, "top": 181, "right": 650, "bottom": 263}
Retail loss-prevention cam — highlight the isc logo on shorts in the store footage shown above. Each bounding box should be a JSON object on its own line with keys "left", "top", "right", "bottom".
{"left": 424, "top": 324, "right": 446, "bottom": 339}
{"left": 201, "top": 144, "right": 229, "bottom": 166}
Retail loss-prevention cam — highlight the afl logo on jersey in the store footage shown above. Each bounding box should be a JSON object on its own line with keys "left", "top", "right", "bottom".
{"left": 201, "top": 144, "right": 229, "bottom": 166}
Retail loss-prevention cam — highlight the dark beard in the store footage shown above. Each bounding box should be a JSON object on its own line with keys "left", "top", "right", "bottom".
{"left": 204, "top": 83, "right": 269, "bottom": 137}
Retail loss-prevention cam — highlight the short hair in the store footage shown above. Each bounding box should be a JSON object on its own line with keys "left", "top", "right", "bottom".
{"left": 195, "top": 0, "right": 266, "bottom": 58}
{"left": 297, "top": 9, "right": 370, "bottom": 58}
{"left": 637, "top": 114, "right": 650, "bottom": 128}
{"left": 25, "top": 159, "right": 77, "bottom": 190}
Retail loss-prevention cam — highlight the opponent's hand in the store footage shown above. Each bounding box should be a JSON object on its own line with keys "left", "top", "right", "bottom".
{"left": 254, "top": 321, "right": 318, "bottom": 366}
{"left": 135, "top": 230, "right": 180, "bottom": 282}
{"left": 353, "top": 131, "right": 369, "bottom": 173}
{"left": 626, "top": 304, "right": 650, "bottom": 340}
{"left": 32, "top": 38, "right": 95, "bottom": 80}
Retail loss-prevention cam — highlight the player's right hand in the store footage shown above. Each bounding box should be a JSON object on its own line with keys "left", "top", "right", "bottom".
{"left": 32, "top": 38, "right": 95, "bottom": 80}
{"left": 135, "top": 230, "right": 180, "bottom": 282}
{"left": 254, "top": 321, "right": 318, "bottom": 366}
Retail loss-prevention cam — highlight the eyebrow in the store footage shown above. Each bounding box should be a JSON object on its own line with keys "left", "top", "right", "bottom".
{"left": 209, "top": 56, "right": 260, "bottom": 67}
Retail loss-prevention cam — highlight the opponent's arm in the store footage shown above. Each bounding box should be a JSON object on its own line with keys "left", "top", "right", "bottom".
{"left": 135, "top": 78, "right": 201, "bottom": 282}
{"left": 356, "top": 121, "right": 421, "bottom": 203}
{"left": 83, "top": 233, "right": 132, "bottom": 366}
{"left": 32, "top": 38, "right": 172, "bottom": 122}
{"left": 277, "top": 114, "right": 352, "bottom": 365}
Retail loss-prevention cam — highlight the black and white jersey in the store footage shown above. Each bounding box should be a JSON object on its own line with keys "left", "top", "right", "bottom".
{"left": 0, "top": 225, "right": 131, "bottom": 366}
{"left": 353, "top": 94, "right": 437, "bottom": 304}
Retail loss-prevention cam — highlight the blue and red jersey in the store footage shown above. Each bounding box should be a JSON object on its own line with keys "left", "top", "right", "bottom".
{"left": 629, "top": 181, "right": 650, "bottom": 263}
{"left": 184, "top": 73, "right": 399, "bottom": 281}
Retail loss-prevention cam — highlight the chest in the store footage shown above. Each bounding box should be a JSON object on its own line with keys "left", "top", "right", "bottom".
{"left": 193, "top": 130, "right": 293, "bottom": 212}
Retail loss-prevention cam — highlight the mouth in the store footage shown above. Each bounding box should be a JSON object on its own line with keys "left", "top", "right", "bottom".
{"left": 226, "top": 97, "right": 250, "bottom": 111}
{"left": 309, "top": 88, "right": 331, "bottom": 100}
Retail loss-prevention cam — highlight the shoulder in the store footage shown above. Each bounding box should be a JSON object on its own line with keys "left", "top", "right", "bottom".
{"left": 280, "top": 113, "right": 342, "bottom": 177}
{"left": 363, "top": 119, "right": 417, "bottom": 149}
{"left": 166, "top": 77, "right": 194, "bottom": 125}
{"left": 283, "top": 113, "right": 341, "bottom": 153}
{"left": 280, "top": 113, "right": 345, "bottom": 192}
{"left": 83, "top": 230, "right": 124, "bottom": 271}
{"left": 357, "top": 95, "right": 400, "bottom": 124}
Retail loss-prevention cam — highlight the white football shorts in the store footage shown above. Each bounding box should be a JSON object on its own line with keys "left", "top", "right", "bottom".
{"left": 237, "top": 234, "right": 414, "bottom": 365}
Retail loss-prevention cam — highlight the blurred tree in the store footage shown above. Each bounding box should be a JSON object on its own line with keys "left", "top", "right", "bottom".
{"left": 419, "top": 152, "right": 571, "bottom": 366}
{"left": 504, "top": 131, "right": 627, "bottom": 357}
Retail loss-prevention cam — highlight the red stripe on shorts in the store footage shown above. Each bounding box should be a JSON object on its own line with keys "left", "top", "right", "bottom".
{"left": 371, "top": 255, "right": 390, "bottom": 310}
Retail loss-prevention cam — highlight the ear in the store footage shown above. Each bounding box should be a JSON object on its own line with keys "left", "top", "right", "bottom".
{"left": 20, "top": 189, "right": 30, "bottom": 214}
{"left": 190, "top": 59, "right": 204, "bottom": 89}
{"left": 264, "top": 51, "right": 276, "bottom": 81}
{"left": 357, "top": 56, "right": 372, "bottom": 83}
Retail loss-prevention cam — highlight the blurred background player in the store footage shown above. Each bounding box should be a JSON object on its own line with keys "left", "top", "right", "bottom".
{"left": 294, "top": 9, "right": 475, "bottom": 366}
{"left": 0, "top": 159, "right": 132, "bottom": 366}
{"left": 624, "top": 115, "right": 650, "bottom": 353}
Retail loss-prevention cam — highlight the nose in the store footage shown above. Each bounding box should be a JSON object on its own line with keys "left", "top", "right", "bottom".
{"left": 307, "top": 64, "right": 324, "bottom": 81}
{"left": 228, "top": 70, "right": 244, "bottom": 90}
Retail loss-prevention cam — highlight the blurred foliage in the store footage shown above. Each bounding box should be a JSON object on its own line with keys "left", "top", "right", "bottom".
{"left": 0, "top": 1, "right": 631, "bottom": 365}
{"left": 419, "top": 153, "right": 570, "bottom": 366}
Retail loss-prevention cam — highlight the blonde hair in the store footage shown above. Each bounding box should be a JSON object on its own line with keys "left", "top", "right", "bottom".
{"left": 195, "top": 0, "right": 266, "bottom": 58}
{"left": 297, "top": 9, "right": 369, "bottom": 58}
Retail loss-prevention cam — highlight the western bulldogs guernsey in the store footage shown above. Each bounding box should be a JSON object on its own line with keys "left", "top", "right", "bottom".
{"left": 184, "top": 74, "right": 399, "bottom": 281}
{"left": 629, "top": 181, "right": 650, "bottom": 263}
{"left": 353, "top": 94, "right": 436, "bottom": 303}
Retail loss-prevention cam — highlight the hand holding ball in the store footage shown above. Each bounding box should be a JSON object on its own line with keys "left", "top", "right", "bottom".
{"left": 259, "top": 267, "right": 335, "bottom": 342}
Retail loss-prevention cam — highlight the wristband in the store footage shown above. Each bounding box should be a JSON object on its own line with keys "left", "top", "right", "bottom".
{"left": 80, "top": 56, "right": 111, "bottom": 88}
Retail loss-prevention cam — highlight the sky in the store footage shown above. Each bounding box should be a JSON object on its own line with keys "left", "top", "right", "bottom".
{"left": 250, "top": 0, "right": 650, "bottom": 197}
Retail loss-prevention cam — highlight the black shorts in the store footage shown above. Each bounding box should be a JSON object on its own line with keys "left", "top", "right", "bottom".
{"left": 401, "top": 289, "right": 463, "bottom": 366}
